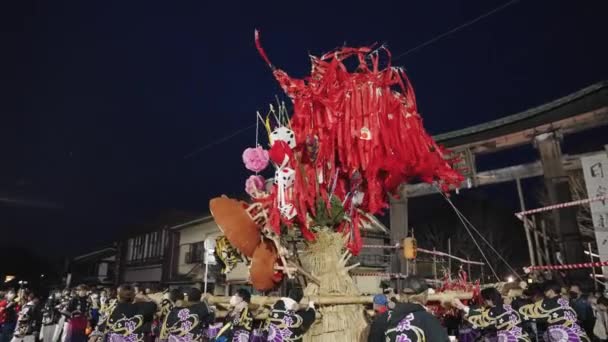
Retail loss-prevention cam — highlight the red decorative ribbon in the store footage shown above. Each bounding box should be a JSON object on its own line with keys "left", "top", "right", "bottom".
{"left": 254, "top": 31, "right": 464, "bottom": 255}
{"left": 525, "top": 260, "right": 608, "bottom": 273}
{"left": 515, "top": 195, "right": 608, "bottom": 219}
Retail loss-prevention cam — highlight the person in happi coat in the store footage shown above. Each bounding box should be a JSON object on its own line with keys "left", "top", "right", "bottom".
{"left": 10, "top": 292, "right": 41, "bottom": 342}
{"left": 98, "top": 288, "right": 118, "bottom": 326}
{"left": 160, "top": 287, "right": 213, "bottom": 341}
{"left": 132, "top": 284, "right": 156, "bottom": 342}
{"left": 152, "top": 289, "right": 180, "bottom": 340}
{"left": 519, "top": 280, "right": 590, "bottom": 342}
{"left": 593, "top": 296, "right": 608, "bottom": 342}
{"left": 521, "top": 283, "right": 547, "bottom": 341}
{"left": 89, "top": 292, "right": 101, "bottom": 332}
{"left": 52, "top": 290, "right": 71, "bottom": 342}
{"left": 39, "top": 291, "right": 61, "bottom": 342}
{"left": 372, "top": 294, "right": 389, "bottom": 315}
{"left": 61, "top": 285, "right": 91, "bottom": 342}
{"left": 0, "top": 291, "right": 20, "bottom": 342}
{"left": 569, "top": 284, "right": 596, "bottom": 339}
{"left": 214, "top": 289, "right": 253, "bottom": 342}
{"left": 453, "top": 287, "right": 531, "bottom": 341}
{"left": 368, "top": 275, "right": 449, "bottom": 342}
{"left": 90, "top": 288, "right": 117, "bottom": 341}
{"left": 263, "top": 288, "right": 316, "bottom": 342}
{"left": 90, "top": 284, "right": 157, "bottom": 342}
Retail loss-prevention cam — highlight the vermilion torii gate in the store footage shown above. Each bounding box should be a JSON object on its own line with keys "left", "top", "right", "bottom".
{"left": 390, "top": 81, "right": 608, "bottom": 277}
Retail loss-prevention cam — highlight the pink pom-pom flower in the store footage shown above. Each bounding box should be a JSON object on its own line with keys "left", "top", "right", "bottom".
{"left": 245, "top": 175, "right": 266, "bottom": 197}
{"left": 242, "top": 146, "right": 269, "bottom": 172}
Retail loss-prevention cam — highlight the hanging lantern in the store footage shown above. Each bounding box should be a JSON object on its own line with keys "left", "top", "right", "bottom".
{"left": 403, "top": 237, "right": 417, "bottom": 260}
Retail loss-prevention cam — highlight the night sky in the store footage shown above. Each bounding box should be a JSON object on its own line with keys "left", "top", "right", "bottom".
{"left": 2, "top": 0, "right": 608, "bottom": 260}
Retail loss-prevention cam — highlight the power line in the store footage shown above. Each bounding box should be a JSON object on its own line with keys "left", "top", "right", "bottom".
{"left": 435, "top": 185, "right": 523, "bottom": 280}
{"left": 436, "top": 186, "right": 501, "bottom": 282}
{"left": 183, "top": 1, "right": 522, "bottom": 160}
{"left": 394, "top": 0, "right": 522, "bottom": 60}
{"left": 183, "top": 123, "right": 256, "bottom": 159}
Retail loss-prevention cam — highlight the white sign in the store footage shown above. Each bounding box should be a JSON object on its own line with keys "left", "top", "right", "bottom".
{"left": 204, "top": 253, "right": 217, "bottom": 265}
{"left": 581, "top": 153, "right": 608, "bottom": 277}
{"left": 204, "top": 237, "right": 217, "bottom": 265}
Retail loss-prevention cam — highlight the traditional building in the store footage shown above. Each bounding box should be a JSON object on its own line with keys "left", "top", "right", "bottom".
{"left": 70, "top": 247, "right": 117, "bottom": 286}
{"left": 165, "top": 215, "right": 222, "bottom": 290}
{"left": 110, "top": 211, "right": 201, "bottom": 286}
{"left": 70, "top": 208, "right": 391, "bottom": 294}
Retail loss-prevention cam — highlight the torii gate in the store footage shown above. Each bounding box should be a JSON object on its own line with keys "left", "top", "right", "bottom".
{"left": 390, "top": 81, "right": 608, "bottom": 276}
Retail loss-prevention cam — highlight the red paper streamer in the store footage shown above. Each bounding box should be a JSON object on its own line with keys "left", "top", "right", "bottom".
{"left": 255, "top": 32, "right": 464, "bottom": 254}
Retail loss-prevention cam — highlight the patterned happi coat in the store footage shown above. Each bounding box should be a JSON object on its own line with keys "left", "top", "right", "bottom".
{"left": 90, "top": 298, "right": 117, "bottom": 339}
{"left": 263, "top": 298, "right": 316, "bottom": 342}
{"left": 160, "top": 303, "right": 213, "bottom": 341}
{"left": 465, "top": 304, "right": 531, "bottom": 342}
{"left": 152, "top": 297, "right": 174, "bottom": 338}
{"left": 214, "top": 307, "right": 253, "bottom": 342}
{"left": 41, "top": 297, "right": 61, "bottom": 327}
{"left": 14, "top": 301, "right": 40, "bottom": 337}
{"left": 519, "top": 297, "right": 590, "bottom": 342}
{"left": 97, "top": 301, "right": 157, "bottom": 342}
{"left": 368, "top": 302, "right": 449, "bottom": 341}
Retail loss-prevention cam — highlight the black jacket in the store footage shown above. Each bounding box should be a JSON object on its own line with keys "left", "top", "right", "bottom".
{"left": 368, "top": 303, "right": 449, "bottom": 342}
{"left": 14, "top": 301, "right": 41, "bottom": 337}
{"left": 161, "top": 302, "right": 213, "bottom": 340}
{"left": 263, "top": 298, "right": 316, "bottom": 342}
{"left": 214, "top": 306, "right": 253, "bottom": 341}
{"left": 66, "top": 296, "right": 90, "bottom": 319}
{"left": 97, "top": 301, "right": 157, "bottom": 341}
{"left": 41, "top": 297, "right": 61, "bottom": 326}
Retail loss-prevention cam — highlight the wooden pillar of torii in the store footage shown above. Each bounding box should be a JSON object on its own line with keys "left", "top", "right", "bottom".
{"left": 534, "top": 132, "right": 587, "bottom": 274}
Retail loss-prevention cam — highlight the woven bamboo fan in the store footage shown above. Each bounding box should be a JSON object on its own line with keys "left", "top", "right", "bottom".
{"left": 250, "top": 238, "right": 283, "bottom": 291}
{"left": 209, "top": 196, "right": 261, "bottom": 257}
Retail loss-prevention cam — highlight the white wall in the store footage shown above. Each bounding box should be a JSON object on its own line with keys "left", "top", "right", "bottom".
{"left": 353, "top": 275, "right": 382, "bottom": 294}
{"left": 177, "top": 220, "right": 221, "bottom": 275}
{"left": 225, "top": 262, "right": 249, "bottom": 282}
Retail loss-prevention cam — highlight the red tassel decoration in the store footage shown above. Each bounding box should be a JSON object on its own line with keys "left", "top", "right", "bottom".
{"left": 255, "top": 32, "right": 464, "bottom": 254}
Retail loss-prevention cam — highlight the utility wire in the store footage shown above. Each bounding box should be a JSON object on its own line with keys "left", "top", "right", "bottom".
{"left": 183, "top": 123, "right": 256, "bottom": 159}
{"left": 456, "top": 200, "right": 524, "bottom": 280}
{"left": 436, "top": 186, "right": 501, "bottom": 282}
{"left": 183, "top": 1, "right": 522, "bottom": 160}
{"left": 435, "top": 186, "right": 523, "bottom": 281}
{"left": 394, "top": 0, "right": 522, "bottom": 60}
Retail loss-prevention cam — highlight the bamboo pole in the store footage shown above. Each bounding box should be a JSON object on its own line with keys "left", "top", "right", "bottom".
{"left": 206, "top": 291, "right": 473, "bottom": 307}
{"left": 516, "top": 178, "right": 536, "bottom": 266}
{"left": 532, "top": 216, "right": 544, "bottom": 266}
{"left": 448, "top": 238, "right": 452, "bottom": 279}
{"left": 589, "top": 242, "right": 598, "bottom": 292}
{"left": 433, "top": 247, "right": 438, "bottom": 282}
{"left": 541, "top": 219, "right": 550, "bottom": 265}
{"left": 214, "top": 309, "right": 380, "bottom": 320}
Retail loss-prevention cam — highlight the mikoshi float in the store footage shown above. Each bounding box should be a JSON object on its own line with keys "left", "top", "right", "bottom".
{"left": 208, "top": 31, "right": 466, "bottom": 341}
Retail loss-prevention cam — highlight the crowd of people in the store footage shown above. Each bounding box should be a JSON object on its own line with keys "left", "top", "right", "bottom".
{"left": 0, "top": 283, "right": 316, "bottom": 342}
{"left": 368, "top": 276, "right": 608, "bottom": 341}
{"left": 0, "top": 277, "right": 607, "bottom": 341}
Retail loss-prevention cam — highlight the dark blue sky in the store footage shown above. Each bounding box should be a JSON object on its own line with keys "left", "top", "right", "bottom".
{"left": 1, "top": 0, "right": 607, "bottom": 257}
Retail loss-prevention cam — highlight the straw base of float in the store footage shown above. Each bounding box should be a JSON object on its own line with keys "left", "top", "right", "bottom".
{"left": 202, "top": 230, "right": 474, "bottom": 341}
{"left": 300, "top": 230, "right": 369, "bottom": 342}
